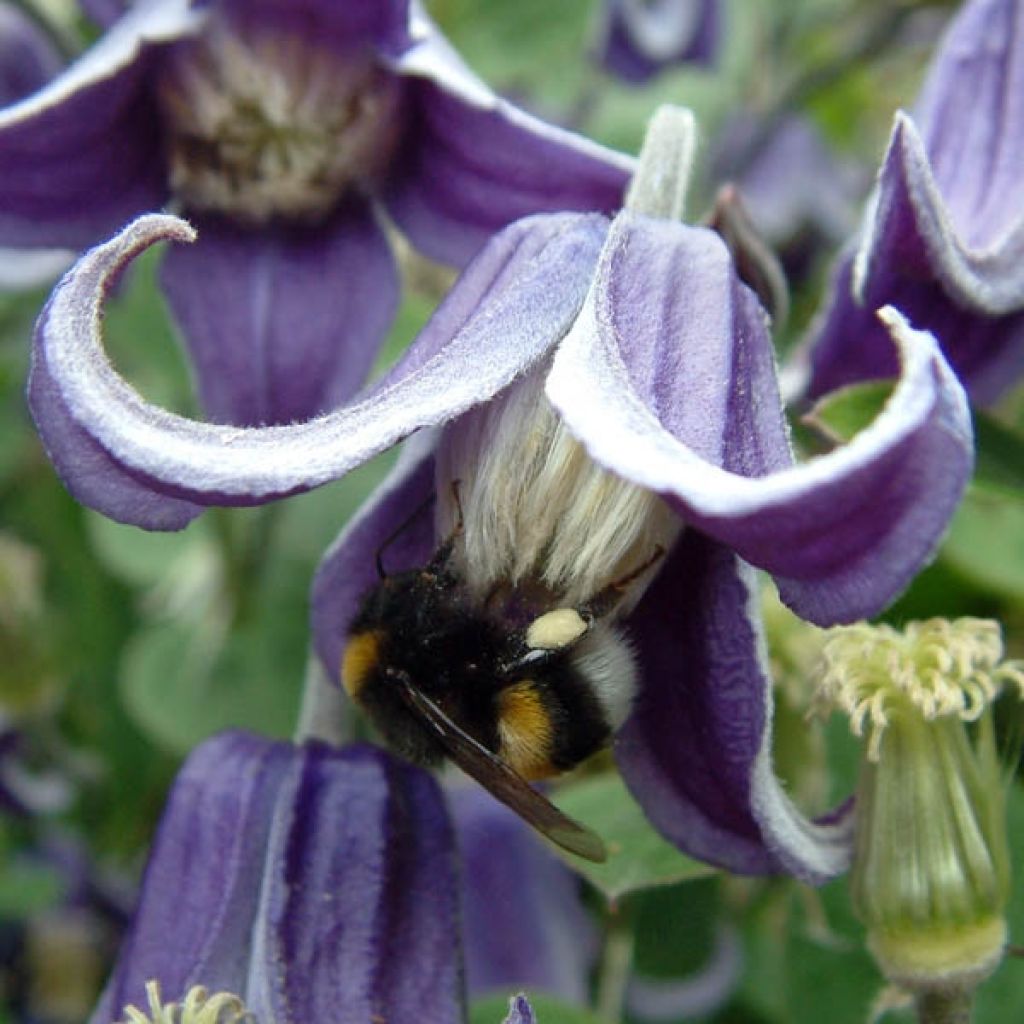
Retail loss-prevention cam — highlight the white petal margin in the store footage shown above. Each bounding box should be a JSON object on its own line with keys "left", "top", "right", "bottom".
{"left": 547, "top": 214, "right": 973, "bottom": 625}
{"left": 392, "top": 6, "right": 636, "bottom": 176}
{"left": 855, "top": 113, "right": 1024, "bottom": 314}
{"left": 31, "top": 212, "right": 608, "bottom": 515}
{"left": 0, "top": 0, "right": 201, "bottom": 129}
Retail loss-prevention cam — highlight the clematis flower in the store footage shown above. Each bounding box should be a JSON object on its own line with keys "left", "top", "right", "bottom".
{"left": 90, "top": 731, "right": 466, "bottom": 1024}
{"left": 0, "top": 0, "right": 630, "bottom": 426}
{"left": 27, "top": 109, "right": 973, "bottom": 881}
{"left": 593, "top": 0, "right": 720, "bottom": 84}
{"left": 804, "top": 0, "right": 1024, "bottom": 405}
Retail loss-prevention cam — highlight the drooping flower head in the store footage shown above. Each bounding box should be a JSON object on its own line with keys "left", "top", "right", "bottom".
{"left": 804, "top": 0, "right": 1024, "bottom": 404}
{"left": 27, "top": 106, "right": 973, "bottom": 881}
{"left": 0, "top": 0, "right": 631, "bottom": 425}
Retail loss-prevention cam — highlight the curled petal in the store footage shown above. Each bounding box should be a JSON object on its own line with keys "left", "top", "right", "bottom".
{"left": 617, "top": 531, "right": 855, "bottom": 884}
{"left": 547, "top": 211, "right": 973, "bottom": 625}
{"left": 385, "top": 20, "right": 632, "bottom": 267}
{"left": 29, "top": 211, "right": 608, "bottom": 528}
{"left": 0, "top": 0, "right": 197, "bottom": 248}
{"left": 808, "top": 0, "right": 1024, "bottom": 402}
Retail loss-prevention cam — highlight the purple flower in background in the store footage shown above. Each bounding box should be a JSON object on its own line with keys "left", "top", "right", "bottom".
{"left": 594, "top": 0, "right": 719, "bottom": 84}
{"left": 0, "top": 0, "right": 630, "bottom": 426}
{"left": 91, "top": 732, "right": 466, "bottom": 1024}
{"left": 805, "top": 0, "right": 1024, "bottom": 405}
{"left": 710, "top": 113, "right": 867, "bottom": 281}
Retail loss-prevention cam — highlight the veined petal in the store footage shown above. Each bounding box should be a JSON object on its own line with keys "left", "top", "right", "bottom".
{"left": 547, "top": 212, "right": 973, "bottom": 625}
{"left": 89, "top": 731, "right": 294, "bottom": 1022}
{"left": 248, "top": 743, "right": 463, "bottom": 1023}
{"left": 92, "top": 735, "right": 464, "bottom": 1024}
{"left": 616, "top": 531, "right": 855, "bottom": 884}
{"left": 160, "top": 201, "right": 397, "bottom": 426}
{"left": 384, "top": 18, "right": 632, "bottom": 267}
{"left": 0, "top": 0, "right": 198, "bottom": 249}
{"left": 29, "top": 211, "right": 608, "bottom": 528}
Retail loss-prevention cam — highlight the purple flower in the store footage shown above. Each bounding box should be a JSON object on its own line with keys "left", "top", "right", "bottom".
{"left": 0, "top": 0, "right": 630, "bottom": 426}
{"left": 594, "top": 0, "right": 719, "bottom": 85}
{"left": 90, "top": 732, "right": 466, "bottom": 1024}
{"left": 804, "top": 0, "right": 1024, "bottom": 405}
{"left": 26, "top": 110, "right": 973, "bottom": 881}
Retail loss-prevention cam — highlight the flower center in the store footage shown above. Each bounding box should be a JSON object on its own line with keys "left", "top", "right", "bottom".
{"left": 158, "top": 20, "right": 404, "bottom": 224}
{"left": 815, "top": 618, "right": 1024, "bottom": 761}
{"left": 114, "top": 981, "right": 252, "bottom": 1024}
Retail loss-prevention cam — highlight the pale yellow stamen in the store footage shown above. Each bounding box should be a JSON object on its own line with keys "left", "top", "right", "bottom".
{"left": 114, "top": 981, "right": 253, "bottom": 1024}
{"left": 816, "top": 618, "right": 1024, "bottom": 761}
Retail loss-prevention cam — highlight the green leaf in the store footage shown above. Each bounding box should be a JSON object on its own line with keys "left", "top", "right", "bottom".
{"left": 119, "top": 616, "right": 300, "bottom": 755}
{"left": 973, "top": 409, "right": 1024, "bottom": 497}
{"left": 552, "top": 773, "right": 715, "bottom": 901}
{"left": 86, "top": 513, "right": 212, "bottom": 588}
{"left": 801, "top": 380, "right": 894, "bottom": 445}
{"left": 942, "top": 488, "right": 1024, "bottom": 601}
{"left": 470, "top": 994, "right": 603, "bottom": 1024}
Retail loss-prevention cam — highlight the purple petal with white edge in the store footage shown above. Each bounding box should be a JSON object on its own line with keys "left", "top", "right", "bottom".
{"left": 248, "top": 743, "right": 464, "bottom": 1023}
{"left": 384, "top": 20, "right": 631, "bottom": 267}
{"left": 547, "top": 211, "right": 973, "bottom": 626}
{"left": 160, "top": 201, "right": 397, "bottom": 426}
{"left": 0, "top": 3, "right": 63, "bottom": 104}
{"left": 311, "top": 433, "right": 437, "bottom": 681}
{"left": 30, "top": 211, "right": 607, "bottom": 526}
{"left": 808, "top": 116, "right": 1024, "bottom": 402}
{"left": 503, "top": 995, "right": 536, "bottom": 1024}
{"left": 448, "top": 783, "right": 596, "bottom": 1001}
{"left": 0, "top": 0, "right": 199, "bottom": 249}
{"left": 596, "top": 0, "right": 720, "bottom": 85}
{"left": 617, "top": 531, "right": 855, "bottom": 883}
{"left": 89, "top": 731, "right": 294, "bottom": 1023}
{"left": 92, "top": 734, "right": 465, "bottom": 1024}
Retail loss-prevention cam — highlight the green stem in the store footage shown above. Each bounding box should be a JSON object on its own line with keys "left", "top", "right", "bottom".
{"left": 595, "top": 904, "right": 635, "bottom": 1023}
{"left": 915, "top": 989, "right": 974, "bottom": 1024}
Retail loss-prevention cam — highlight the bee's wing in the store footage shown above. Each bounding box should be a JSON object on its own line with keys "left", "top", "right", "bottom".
{"left": 394, "top": 673, "right": 607, "bottom": 863}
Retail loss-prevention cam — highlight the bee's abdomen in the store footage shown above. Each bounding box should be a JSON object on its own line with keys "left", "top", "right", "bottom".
{"left": 496, "top": 667, "right": 610, "bottom": 780}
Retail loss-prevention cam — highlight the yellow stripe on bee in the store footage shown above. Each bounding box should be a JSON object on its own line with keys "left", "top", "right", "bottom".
{"left": 341, "top": 631, "right": 382, "bottom": 698}
{"left": 497, "top": 682, "right": 556, "bottom": 781}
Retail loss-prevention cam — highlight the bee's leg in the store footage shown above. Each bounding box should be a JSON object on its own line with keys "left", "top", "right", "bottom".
{"left": 578, "top": 545, "right": 667, "bottom": 622}
{"left": 375, "top": 492, "right": 437, "bottom": 578}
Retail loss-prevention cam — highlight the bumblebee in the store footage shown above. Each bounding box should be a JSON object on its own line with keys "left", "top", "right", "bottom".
{"left": 342, "top": 366, "right": 680, "bottom": 861}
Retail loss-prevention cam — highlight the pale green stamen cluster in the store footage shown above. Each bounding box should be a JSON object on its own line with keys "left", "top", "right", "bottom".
{"left": 115, "top": 982, "right": 253, "bottom": 1024}
{"left": 817, "top": 618, "right": 1024, "bottom": 761}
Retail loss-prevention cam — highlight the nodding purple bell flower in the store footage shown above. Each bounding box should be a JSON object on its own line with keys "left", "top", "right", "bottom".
{"left": 593, "top": 0, "right": 720, "bottom": 85}
{"left": 91, "top": 732, "right": 468, "bottom": 1024}
{"left": 804, "top": 0, "right": 1024, "bottom": 405}
{"left": 27, "top": 108, "right": 972, "bottom": 883}
{"left": 0, "top": 0, "right": 631, "bottom": 427}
